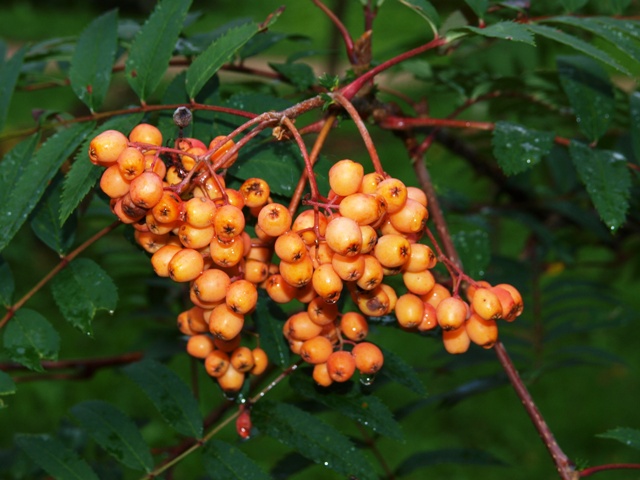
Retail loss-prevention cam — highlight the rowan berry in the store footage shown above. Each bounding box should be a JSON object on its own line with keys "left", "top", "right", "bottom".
{"left": 191, "top": 269, "right": 230, "bottom": 304}
{"left": 134, "top": 230, "right": 169, "bottom": 254}
{"left": 209, "top": 304, "right": 244, "bottom": 340}
{"left": 286, "top": 311, "right": 323, "bottom": 341}
{"left": 491, "top": 286, "right": 517, "bottom": 321}
{"left": 186, "top": 334, "right": 215, "bottom": 359}
{"left": 403, "top": 243, "right": 437, "bottom": 272}
{"left": 340, "top": 312, "right": 369, "bottom": 341}
{"left": 406, "top": 186, "right": 428, "bottom": 207}
{"left": 306, "top": 296, "right": 338, "bottom": 326}
{"left": 257, "top": 203, "right": 292, "bottom": 237}
{"left": 214, "top": 334, "right": 242, "bottom": 353}
{"left": 210, "top": 234, "right": 244, "bottom": 267}
{"left": 417, "top": 302, "right": 438, "bottom": 331}
{"left": 379, "top": 283, "right": 398, "bottom": 312}
{"left": 243, "top": 259, "right": 269, "bottom": 284}
{"left": 388, "top": 198, "right": 428, "bottom": 234}
{"left": 351, "top": 342, "right": 384, "bottom": 374}
{"left": 312, "top": 263, "right": 343, "bottom": 304}
{"left": 331, "top": 253, "right": 365, "bottom": 281}
{"left": 208, "top": 136, "right": 238, "bottom": 168}
{"left": 309, "top": 242, "right": 334, "bottom": 269}
{"left": 288, "top": 338, "right": 304, "bottom": 355}
{"left": 402, "top": 269, "right": 436, "bottom": 296}
{"left": 339, "top": 193, "right": 385, "bottom": 225}
{"left": 326, "top": 351, "right": 356, "bottom": 382}
{"left": 495, "top": 283, "right": 523, "bottom": 319}
{"left": 179, "top": 223, "right": 214, "bottom": 249}
{"left": 100, "top": 164, "right": 131, "bottom": 198}
{"left": 129, "top": 123, "right": 162, "bottom": 150}
{"left": 465, "top": 312, "right": 498, "bottom": 348}
{"left": 296, "top": 282, "right": 317, "bottom": 304}
{"left": 217, "top": 364, "right": 245, "bottom": 393}
{"left": 312, "top": 362, "right": 333, "bottom": 387}
{"left": 250, "top": 348, "right": 269, "bottom": 375}
{"left": 129, "top": 171, "right": 163, "bottom": 209}
{"left": 471, "top": 287, "right": 502, "bottom": 321}
{"left": 442, "top": 326, "right": 471, "bottom": 354}
{"left": 151, "top": 244, "right": 182, "bottom": 277}
{"left": 144, "top": 154, "right": 166, "bottom": 177}
{"left": 180, "top": 146, "right": 205, "bottom": 172}
{"left": 168, "top": 248, "right": 204, "bottom": 283}
{"left": 376, "top": 178, "right": 407, "bottom": 214}
{"left": 356, "top": 255, "right": 384, "bottom": 290}
{"left": 214, "top": 204, "right": 245, "bottom": 242}
{"left": 226, "top": 280, "right": 258, "bottom": 315}
{"left": 421, "top": 283, "right": 452, "bottom": 309}
{"left": 325, "top": 216, "right": 362, "bottom": 256}
{"left": 265, "top": 274, "right": 298, "bottom": 303}
{"left": 300, "top": 336, "right": 334, "bottom": 364}
{"left": 146, "top": 214, "right": 179, "bottom": 235}
{"left": 117, "top": 146, "right": 146, "bottom": 180}
{"left": 292, "top": 209, "right": 328, "bottom": 246}
{"left": 184, "top": 196, "right": 216, "bottom": 228}
{"left": 151, "top": 191, "right": 182, "bottom": 224}
{"left": 329, "top": 159, "right": 364, "bottom": 196}
{"left": 354, "top": 285, "right": 390, "bottom": 317}
{"left": 89, "top": 130, "right": 129, "bottom": 166}
{"left": 274, "top": 231, "right": 307, "bottom": 263}
{"left": 230, "top": 346, "right": 255, "bottom": 373}
{"left": 436, "top": 296, "right": 469, "bottom": 331}
{"left": 279, "top": 256, "right": 314, "bottom": 287}
{"left": 240, "top": 178, "right": 270, "bottom": 208}
{"left": 395, "top": 293, "right": 425, "bottom": 328}
{"left": 374, "top": 234, "right": 411, "bottom": 268}
{"left": 204, "top": 350, "right": 230, "bottom": 378}
{"left": 359, "top": 172, "right": 385, "bottom": 194}
{"left": 223, "top": 188, "right": 245, "bottom": 210}
{"left": 465, "top": 280, "right": 492, "bottom": 303}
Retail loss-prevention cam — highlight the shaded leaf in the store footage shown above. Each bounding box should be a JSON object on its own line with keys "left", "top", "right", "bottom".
{"left": 396, "top": 0, "right": 440, "bottom": 36}
{"left": 0, "top": 42, "right": 26, "bottom": 133}
{"left": 290, "top": 373, "right": 404, "bottom": 440}
{"left": 241, "top": 32, "right": 305, "bottom": 60}
{"left": 597, "top": 427, "right": 640, "bottom": 450}
{"left": 252, "top": 401, "right": 375, "bottom": 480}
{"left": 600, "top": 0, "right": 632, "bottom": 14}
{"left": 122, "top": 359, "right": 203, "bottom": 438}
{"left": 269, "top": 62, "right": 316, "bottom": 90}
{"left": 465, "top": 22, "right": 535, "bottom": 45}
{"left": 560, "top": 0, "right": 588, "bottom": 11}
{"left": 69, "top": 10, "right": 118, "bottom": 112}
{"left": 125, "top": 0, "right": 192, "bottom": 102}
{"left": 630, "top": 92, "right": 640, "bottom": 162}
{"left": 253, "top": 290, "right": 289, "bottom": 368}
{"left": 464, "top": 0, "right": 488, "bottom": 19}
{"left": 0, "top": 122, "right": 94, "bottom": 254}
{"left": 558, "top": 55, "right": 614, "bottom": 142}
{"left": 451, "top": 228, "right": 490, "bottom": 278}
{"left": 569, "top": 141, "right": 631, "bottom": 231}
{"left": 395, "top": 448, "right": 506, "bottom": 475}
{"left": 14, "top": 434, "right": 99, "bottom": 480}
{"left": 270, "top": 452, "right": 314, "bottom": 479}
{"left": 70, "top": 400, "right": 153, "bottom": 472}
{"left": 0, "top": 370, "right": 16, "bottom": 407}
{"left": 186, "top": 22, "right": 259, "bottom": 99}
{"left": 60, "top": 113, "right": 144, "bottom": 223}
{"left": 2, "top": 309, "right": 59, "bottom": 372}
{"left": 379, "top": 346, "right": 427, "bottom": 396}
{"left": 50, "top": 258, "right": 118, "bottom": 336}
{"left": 0, "top": 256, "right": 14, "bottom": 307}
{"left": 202, "top": 440, "right": 271, "bottom": 480}
{"left": 527, "top": 24, "right": 630, "bottom": 75}
{"left": 492, "top": 121, "right": 554, "bottom": 175}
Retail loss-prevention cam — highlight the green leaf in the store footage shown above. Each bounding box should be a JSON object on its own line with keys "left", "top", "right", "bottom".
{"left": 600, "top": 0, "right": 631, "bottom": 14}
{"left": 465, "top": 22, "right": 536, "bottom": 45}
{"left": 464, "top": 0, "right": 488, "bottom": 19}
{"left": 50, "top": 258, "right": 118, "bottom": 336}
{"left": 30, "top": 174, "right": 77, "bottom": 255}
{"left": 569, "top": 141, "right": 631, "bottom": 231}
{"left": 0, "top": 256, "right": 14, "bottom": 307}
{"left": 70, "top": 400, "right": 153, "bottom": 472}
{"left": 202, "top": 440, "right": 271, "bottom": 480}
{"left": 396, "top": 0, "right": 440, "bottom": 36}
{"left": 14, "top": 434, "right": 99, "bottom": 480}
{"left": 122, "top": 359, "right": 203, "bottom": 438}
{"left": 629, "top": 92, "right": 640, "bottom": 163}
{"left": 395, "top": 448, "right": 506, "bottom": 475}
{"left": 0, "top": 42, "right": 26, "bottom": 133}
{"left": 0, "top": 370, "right": 16, "bottom": 401}
{"left": 597, "top": 427, "right": 640, "bottom": 450}
{"left": 527, "top": 24, "right": 630, "bottom": 75}
{"left": 559, "top": 0, "right": 588, "bottom": 12}
{"left": 451, "top": 228, "right": 490, "bottom": 279}
{"left": 253, "top": 290, "right": 289, "bottom": 368}
{"left": 492, "top": 121, "right": 555, "bottom": 175}
{"left": 269, "top": 62, "right": 316, "bottom": 90}
{"left": 290, "top": 373, "right": 404, "bottom": 440}
{"left": 60, "top": 113, "right": 144, "bottom": 223}
{"left": 186, "top": 22, "right": 259, "bottom": 99}
{"left": 379, "top": 346, "right": 427, "bottom": 396}
{"left": 125, "top": 0, "right": 193, "bottom": 102}
{"left": 252, "top": 401, "right": 375, "bottom": 480}
{"left": 0, "top": 122, "right": 94, "bottom": 254}
{"left": 69, "top": 10, "right": 118, "bottom": 112}
{"left": 2, "top": 309, "right": 59, "bottom": 372}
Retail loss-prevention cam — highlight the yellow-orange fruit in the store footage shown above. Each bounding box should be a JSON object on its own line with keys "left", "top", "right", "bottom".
{"left": 214, "top": 204, "right": 245, "bottom": 242}
{"left": 274, "top": 231, "right": 307, "bottom": 263}
{"left": 144, "top": 154, "right": 167, "bottom": 178}
{"left": 204, "top": 350, "right": 230, "bottom": 378}
{"left": 244, "top": 259, "right": 269, "bottom": 284}
{"left": 351, "top": 342, "right": 384, "bottom": 374}
{"left": 312, "top": 362, "right": 333, "bottom": 387}
{"left": 471, "top": 287, "right": 502, "bottom": 320}
{"left": 309, "top": 242, "right": 334, "bottom": 269}
{"left": 340, "top": 312, "right": 368, "bottom": 341}
{"left": 421, "top": 283, "right": 452, "bottom": 309}
{"left": 208, "top": 304, "right": 244, "bottom": 340}
{"left": 326, "top": 351, "right": 356, "bottom": 382}
{"left": 325, "top": 216, "right": 362, "bottom": 256}
{"left": 191, "top": 269, "right": 231, "bottom": 304}
{"left": 329, "top": 159, "right": 364, "bottom": 196}
{"left": 292, "top": 209, "right": 328, "bottom": 246}
{"left": 184, "top": 196, "right": 216, "bottom": 228}
{"left": 134, "top": 230, "right": 169, "bottom": 254}
{"left": 217, "top": 364, "right": 245, "bottom": 392}
{"left": 406, "top": 186, "right": 428, "bottom": 207}
{"left": 300, "top": 336, "right": 334, "bottom": 364}
{"left": 240, "top": 178, "right": 270, "bottom": 208}
{"left": 491, "top": 286, "right": 517, "bottom": 321}
{"left": 307, "top": 297, "right": 339, "bottom": 326}
{"left": 129, "top": 123, "right": 162, "bottom": 149}
{"left": 257, "top": 203, "right": 292, "bottom": 237}
{"left": 374, "top": 234, "right": 411, "bottom": 268}
{"left": 210, "top": 234, "right": 244, "bottom": 268}
{"left": 395, "top": 293, "right": 425, "bottom": 328}
{"left": 186, "top": 334, "right": 215, "bottom": 359}
{"left": 296, "top": 282, "right": 317, "bottom": 304}
{"left": 466, "top": 312, "right": 498, "bottom": 348}
{"left": 151, "top": 244, "right": 182, "bottom": 277}
{"left": 178, "top": 223, "right": 214, "bottom": 249}
{"left": 442, "top": 326, "right": 470, "bottom": 354}
{"left": 331, "top": 253, "right": 365, "bottom": 281}
{"left": 214, "top": 335, "right": 242, "bottom": 353}
{"left": 168, "top": 248, "right": 204, "bottom": 282}
{"left": 208, "top": 136, "right": 238, "bottom": 168}
{"left": 311, "top": 263, "right": 343, "bottom": 304}
{"left": 376, "top": 178, "right": 407, "bottom": 214}
{"left": 402, "top": 269, "right": 436, "bottom": 296}
{"left": 89, "top": 130, "right": 129, "bottom": 166}
{"left": 250, "top": 348, "right": 269, "bottom": 375}
{"left": 388, "top": 198, "right": 428, "bottom": 234}
{"left": 226, "top": 280, "right": 258, "bottom": 315}
{"left": 436, "top": 296, "right": 469, "bottom": 331}
{"left": 359, "top": 172, "right": 385, "bottom": 194}
{"left": 353, "top": 286, "right": 390, "bottom": 317}
{"left": 356, "top": 255, "right": 384, "bottom": 291}
{"left": 339, "top": 193, "right": 385, "bottom": 225}
{"left": 129, "top": 171, "right": 163, "bottom": 209}
{"left": 495, "top": 283, "right": 523, "bottom": 319}
{"left": 417, "top": 302, "right": 438, "bottom": 331}
{"left": 403, "top": 243, "right": 437, "bottom": 272}
{"left": 379, "top": 283, "right": 398, "bottom": 312}
{"left": 230, "top": 346, "right": 255, "bottom": 373}
{"left": 279, "top": 256, "right": 314, "bottom": 287}
{"left": 152, "top": 191, "right": 183, "bottom": 224}
{"left": 100, "top": 164, "right": 131, "bottom": 198}
{"left": 285, "top": 311, "right": 323, "bottom": 341}
{"left": 117, "top": 146, "right": 146, "bottom": 180}
{"left": 465, "top": 280, "right": 492, "bottom": 303}
{"left": 265, "top": 274, "right": 298, "bottom": 303}
{"left": 359, "top": 225, "right": 378, "bottom": 254}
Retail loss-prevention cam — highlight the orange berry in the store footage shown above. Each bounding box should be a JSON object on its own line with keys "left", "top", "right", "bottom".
{"left": 129, "top": 123, "right": 162, "bottom": 150}
{"left": 89, "top": 130, "right": 129, "bottom": 166}
{"left": 307, "top": 297, "right": 339, "bottom": 326}
{"left": 331, "top": 253, "right": 365, "bottom": 281}
{"left": 379, "top": 283, "right": 398, "bottom": 312}
{"left": 129, "top": 171, "right": 163, "bottom": 209}
{"left": 209, "top": 304, "right": 244, "bottom": 340}
{"left": 376, "top": 178, "right": 407, "bottom": 214}
{"left": 340, "top": 312, "right": 368, "bottom": 341}
{"left": 359, "top": 225, "right": 378, "bottom": 254}
{"left": 296, "top": 282, "right": 317, "bottom": 303}
{"left": 325, "top": 216, "right": 362, "bottom": 256}
{"left": 226, "top": 280, "right": 258, "bottom": 314}
{"left": 309, "top": 242, "right": 334, "bottom": 269}
{"left": 204, "top": 350, "right": 230, "bottom": 378}
{"left": 465, "top": 280, "right": 492, "bottom": 303}
{"left": 134, "top": 230, "right": 169, "bottom": 254}
{"left": 240, "top": 178, "right": 271, "bottom": 208}
{"left": 178, "top": 223, "right": 214, "bottom": 249}
{"left": 214, "top": 335, "right": 242, "bottom": 353}
{"left": 144, "top": 154, "right": 166, "bottom": 178}
{"left": 442, "top": 326, "right": 471, "bottom": 354}
{"left": 279, "top": 256, "right": 314, "bottom": 287}
{"left": 339, "top": 193, "right": 385, "bottom": 225}
{"left": 388, "top": 198, "right": 428, "bottom": 234}
{"left": 471, "top": 287, "right": 502, "bottom": 320}
{"left": 326, "top": 351, "right": 356, "bottom": 382}
{"left": 312, "top": 362, "right": 333, "bottom": 387}
{"left": 257, "top": 203, "right": 292, "bottom": 237}
{"left": 151, "top": 244, "right": 182, "bottom": 277}
{"left": 374, "top": 234, "right": 411, "bottom": 268}
{"left": 300, "top": 336, "right": 334, "bottom": 364}
{"left": 292, "top": 209, "right": 328, "bottom": 246}
{"left": 351, "top": 342, "right": 384, "bottom": 374}
{"left": 208, "top": 136, "right": 238, "bottom": 168}
{"left": 421, "top": 283, "right": 452, "bottom": 309}
{"left": 186, "top": 334, "right": 215, "bottom": 359}
{"left": 402, "top": 269, "right": 436, "bottom": 296}
{"left": 285, "top": 311, "right": 323, "bottom": 341}
{"left": 359, "top": 172, "right": 385, "bottom": 194}
{"left": 217, "top": 364, "right": 245, "bottom": 393}
{"left": 417, "top": 302, "right": 438, "bottom": 331}
{"left": 329, "top": 159, "right": 364, "bottom": 196}
{"left": 184, "top": 196, "right": 216, "bottom": 228}
{"left": 356, "top": 255, "right": 384, "bottom": 291}
{"left": 151, "top": 191, "right": 183, "bottom": 224}
{"left": 265, "top": 274, "right": 298, "bottom": 303}
{"left": 100, "top": 164, "right": 131, "bottom": 198}
{"left": 210, "top": 234, "right": 244, "bottom": 268}
{"left": 406, "top": 186, "right": 428, "bottom": 207}
{"left": 250, "top": 348, "right": 269, "bottom": 375}
{"left": 311, "top": 263, "right": 343, "bottom": 304}
{"left": 274, "top": 231, "right": 307, "bottom": 263}
{"left": 491, "top": 286, "right": 517, "bottom": 321}
{"left": 230, "top": 346, "right": 255, "bottom": 373}
{"left": 243, "top": 259, "right": 269, "bottom": 284}
{"left": 214, "top": 204, "right": 245, "bottom": 242}
{"left": 395, "top": 293, "right": 424, "bottom": 328}
{"left": 495, "top": 283, "right": 523, "bottom": 319}
{"left": 403, "top": 243, "right": 437, "bottom": 272}
{"left": 168, "top": 248, "right": 204, "bottom": 282}
{"left": 353, "top": 285, "right": 390, "bottom": 317}
{"left": 117, "top": 146, "right": 146, "bottom": 180}
{"left": 192, "top": 269, "right": 231, "bottom": 304}
{"left": 465, "top": 312, "right": 498, "bottom": 348}
{"left": 436, "top": 296, "right": 469, "bottom": 331}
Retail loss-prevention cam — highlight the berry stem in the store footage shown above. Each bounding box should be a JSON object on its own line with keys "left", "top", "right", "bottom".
{"left": 579, "top": 463, "right": 640, "bottom": 477}
{"left": 312, "top": 0, "right": 356, "bottom": 63}
{"left": 281, "top": 117, "right": 321, "bottom": 201}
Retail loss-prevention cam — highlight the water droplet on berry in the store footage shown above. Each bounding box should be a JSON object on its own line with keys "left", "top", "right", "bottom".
{"left": 360, "top": 374, "right": 376, "bottom": 386}
{"left": 223, "top": 390, "right": 239, "bottom": 402}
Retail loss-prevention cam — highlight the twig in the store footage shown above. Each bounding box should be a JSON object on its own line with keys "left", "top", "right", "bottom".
{"left": 580, "top": 463, "right": 640, "bottom": 477}
{"left": 312, "top": 0, "right": 356, "bottom": 63}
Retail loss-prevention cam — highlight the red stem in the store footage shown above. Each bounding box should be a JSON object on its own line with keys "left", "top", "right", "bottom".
{"left": 312, "top": 0, "right": 356, "bottom": 63}
{"left": 580, "top": 464, "right": 640, "bottom": 477}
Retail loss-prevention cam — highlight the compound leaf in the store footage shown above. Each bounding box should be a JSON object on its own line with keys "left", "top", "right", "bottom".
{"left": 0, "top": 256, "right": 14, "bottom": 307}
{"left": 0, "top": 42, "right": 26, "bottom": 133}
{"left": 492, "top": 121, "right": 555, "bottom": 175}
{"left": 50, "top": 258, "right": 118, "bottom": 336}
{"left": 70, "top": 400, "right": 153, "bottom": 472}
{"left": 465, "top": 21, "right": 535, "bottom": 45}
{"left": 202, "top": 440, "right": 271, "bottom": 480}
{"left": 3, "top": 309, "right": 59, "bottom": 372}
{"left": 560, "top": 0, "right": 588, "bottom": 11}
{"left": 269, "top": 62, "right": 316, "bottom": 90}
{"left": 379, "top": 347, "right": 427, "bottom": 396}
{"left": 253, "top": 290, "right": 290, "bottom": 368}
{"left": 0, "top": 370, "right": 16, "bottom": 409}
{"left": 597, "top": 427, "right": 640, "bottom": 450}
{"left": 451, "top": 228, "right": 490, "bottom": 279}
{"left": 396, "top": 0, "right": 440, "bottom": 36}
{"left": 395, "top": 448, "right": 506, "bottom": 476}
{"left": 464, "top": 0, "right": 488, "bottom": 19}
{"left": 122, "top": 359, "right": 203, "bottom": 438}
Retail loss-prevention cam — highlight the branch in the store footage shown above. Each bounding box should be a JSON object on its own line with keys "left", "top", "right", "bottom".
{"left": 580, "top": 463, "right": 640, "bottom": 477}
{"left": 312, "top": 0, "right": 356, "bottom": 63}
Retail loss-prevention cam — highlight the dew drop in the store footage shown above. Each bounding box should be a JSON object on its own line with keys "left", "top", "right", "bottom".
{"left": 323, "top": 461, "right": 329, "bottom": 467}
{"left": 223, "top": 390, "right": 239, "bottom": 402}
{"left": 108, "top": 310, "right": 115, "bottom": 315}
{"left": 360, "top": 374, "right": 376, "bottom": 386}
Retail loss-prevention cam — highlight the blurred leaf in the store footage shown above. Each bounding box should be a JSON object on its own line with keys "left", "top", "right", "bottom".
{"left": 3, "top": 309, "right": 59, "bottom": 372}
{"left": 527, "top": 25, "right": 630, "bottom": 75}
{"left": 270, "top": 452, "right": 314, "bottom": 479}
{"left": 70, "top": 400, "right": 153, "bottom": 472}
{"left": 0, "top": 256, "right": 14, "bottom": 307}
{"left": 241, "top": 32, "right": 308, "bottom": 59}
{"left": 213, "top": 92, "right": 292, "bottom": 135}
{"left": 0, "top": 122, "right": 94, "bottom": 254}
{"left": 253, "top": 290, "right": 290, "bottom": 368}
{"left": 125, "top": 0, "right": 192, "bottom": 102}
{"left": 0, "top": 370, "right": 16, "bottom": 409}
{"left": 558, "top": 55, "right": 614, "bottom": 142}
{"left": 597, "top": 427, "right": 640, "bottom": 450}
{"left": 464, "top": 0, "right": 488, "bottom": 18}
{"left": 290, "top": 373, "right": 404, "bottom": 440}
{"left": 599, "top": 0, "right": 632, "bottom": 14}
{"left": 252, "top": 400, "right": 375, "bottom": 480}
{"left": 30, "top": 174, "right": 77, "bottom": 255}
{"left": 569, "top": 141, "right": 631, "bottom": 231}
{"left": 50, "top": 258, "right": 118, "bottom": 336}
{"left": 202, "top": 439, "right": 271, "bottom": 480}
{"left": 69, "top": 10, "right": 118, "bottom": 112}
{"left": 451, "top": 228, "right": 490, "bottom": 278}
{"left": 630, "top": 92, "right": 640, "bottom": 163}
{"left": 0, "top": 42, "right": 26, "bottom": 133}
{"left": 560, "top": 0, "right": 588, "bottom": 11}
{"left": 492, "top": 122, "right": 554, "bottom": 175}
{"left": 122, "top": 359, "right": 203, "bottom": 438}
{"left": 15, "top": 434, "right": 99, "bottom": 480}
{"left": 396, "top": 0, "right": 440, "bottom": 35}
{"left": 269, "top": 62, "right": 316, "bottom": 90}
{"left": 465, "top": 22, "right": 535, "bottom": 45}
{"left": 395, "top": 448, "right": 506, "bottom": 475}
{"left": 379, "top": 346, "right": 427, "bottom": 396}
{"left": 60, "top": 113, "right": 144, "bottom": 223}
{"left": 401, "top": 59, "right": 433, "bottom": 80}
{"left": 186, "top": 22, "right": 259, "bottom": 99}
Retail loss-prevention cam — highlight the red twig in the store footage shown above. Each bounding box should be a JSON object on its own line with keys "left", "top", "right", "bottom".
{"left": 580, "top": 463, "right": 640, "bottom": 477}
{"left": 312, "top": 0, "right": 356, "bottom": 63}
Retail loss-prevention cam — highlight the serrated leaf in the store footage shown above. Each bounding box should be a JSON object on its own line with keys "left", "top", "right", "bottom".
{"left": 202, "top": 440, "right": 271, "bottom": 480}
{"left": 252, "top": 401, "right": 375, "bottom": 480}
{"left": 451, "top": 228, "right": 490, "bottom": 278}
{"left": 186, "top": 22, "right": 259, "bottom": 99}
{"left": 290, "top": 374, "right": 404, "bottom": 440}
{"left": 629, "top": 92, "right": 640, "bottom": 162}
{"left": 69, "top": 10, "right": 118, "bottom": 112}
{"left": 253, "top": 290, "right": 289, "bottom": 368}
{"left": 597, "top": 427, "right": 640, "bottom": 450}
{"left": 122, "top": 359, "right": 203, "bottom": 438}
{"left": 70, "top": 400, "right": 153, "bottom": 472}
{"left": 396, "top": 0, "right": 440, "bottom": 36}
{"left": 2, "top": 309, "right": 59, "bottom": 372}
{"left": 395, "top": 448, "right": 506, "bottom": 475}
{"left": 0, "top": 370, "right": 15, "bottom": 396}
{"left": 569, "top": 141, "right": 631, "bottom": 231}
{"left": 14, "top": 434, "right": 99, "bottom": 480}
{"left": 50, "top": 258, "right": 118, "bottom": 336}
{"left": 559, "top": 0, "right": 588, "bottom": 11}
{"left": 125, "top": 0, "right": 192, "bottom": 102}
{"left": 241, "top": 31, "right": 301, "bottom": 60}
{"left": 464, "top": 0, "right": 488, "bottom": 19}
{"left": 527, "top": 24, "right": 630, "bottom": 75}
{"left": 0, "top": 256, "right": 14, "bottom": 307}
{"left": 492, "top": 121, "right": 554, "bottom": 175}
{"left": 0, "top": 42, "right": 26, "bottom": 133}
{"left": 465, "top": 21, "right": 535, "bottom": 45}
{"left": 30, "top": 174, "right": 77, "bottom": 255}
{"left": 0, "top": 122, "right": 94, "bottom": 254}
{"left": 268, "top": 62, "right": 316, "bottom": 90}
{"left": 379, "top": 347, "right": 427, "bottom": 396}
{"left": 270, "top": 452, "right": 314, "bottom": 479}
{"left": 60, "top": 113, "right": 144, "bottom": 223}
